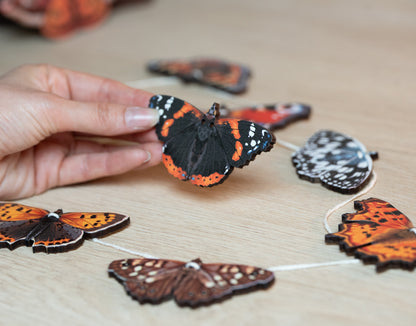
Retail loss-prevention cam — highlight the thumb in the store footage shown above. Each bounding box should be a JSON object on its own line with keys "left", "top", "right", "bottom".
{"left": 50, "top": 98, "right": 160, "bottom": 136}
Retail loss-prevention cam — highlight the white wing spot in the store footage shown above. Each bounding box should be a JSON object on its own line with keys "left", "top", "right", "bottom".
{"left": 230, "top": 279, "right": 238, "bottom": 285}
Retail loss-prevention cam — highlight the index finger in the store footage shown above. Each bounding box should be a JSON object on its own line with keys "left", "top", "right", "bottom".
{"left": 5, "top": 64, "right": 154, "bottom": 107}
{"left": 47, "top": 65, "right": 155, "bottom": 107}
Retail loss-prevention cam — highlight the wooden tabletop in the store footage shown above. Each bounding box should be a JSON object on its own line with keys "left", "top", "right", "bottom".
{"left": 1, "top": 1, "right": 416, "bottom": 325}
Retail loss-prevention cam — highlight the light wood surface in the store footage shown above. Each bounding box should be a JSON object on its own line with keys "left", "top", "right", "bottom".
{"left": 1, "top": 1, "right": 416, "bottom": 325}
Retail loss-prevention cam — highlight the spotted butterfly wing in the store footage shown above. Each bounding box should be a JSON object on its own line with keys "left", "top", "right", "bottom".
{"left": 42, "top": 0, "right": 109, "bottom": 38}
{"left": 291, "top": 130, "right": 378, "bottom": 194}
{"left": 147, "top": 58, "right": 251, "bottom": 94}
{"left": 220, "top": 102, "right": 311, "bottom": 130}
{"left": 326, "top": 198, "right": 416, "bottom": 271}
{"left": 149, "top": 95, "right": 275, "bottom": 187}
{"left": 0, "top": 202, "right": 129, "bottom": 253}
{"left": 109, "top": 258, "right": 274, "bottom": 307}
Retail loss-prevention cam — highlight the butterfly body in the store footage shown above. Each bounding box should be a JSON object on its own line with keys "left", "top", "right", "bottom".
{"left": 149, "top": 95, "right": 275, "bottom": 187}
{"left": 109, "top": 258, "right": 274, "bottom": 307}
{"left": 292, "top": 130, "right": 378, "bottom": 194}
{"left": 22, "top": 210, "right": 62, "bottom": 246}
{"left": 0, "top": 203, "right": 129, "bottom": 253}
{"left": 326, "top": 198, "right": 416, "bottom": 271}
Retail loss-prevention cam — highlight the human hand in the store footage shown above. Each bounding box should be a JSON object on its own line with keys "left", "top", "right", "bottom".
{"left": 0, "top": 64, "right": 162, "bottom": 200}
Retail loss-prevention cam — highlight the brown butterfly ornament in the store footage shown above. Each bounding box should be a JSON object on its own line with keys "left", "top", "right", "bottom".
{"left": 0, "top": 203, "right": 129, "bottom": 253}
{"left": 109, "top": 257, "right": 275, "bottom": 307}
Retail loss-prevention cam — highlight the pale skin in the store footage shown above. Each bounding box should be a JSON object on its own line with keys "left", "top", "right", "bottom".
{"left": 0, "top": 64, "right": 163, "bottom": 200}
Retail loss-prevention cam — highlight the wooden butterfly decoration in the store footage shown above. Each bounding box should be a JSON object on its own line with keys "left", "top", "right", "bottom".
{"left": 292, "top": 130, "right": 378, "bottom": 194}
{"left": 108, "top": 258, "right": 275, "bottom": 307}
{"left": 149, "top": 95, "right": 275, "bottom": 187}
{"left": 220, "top": 102, "right": 311, "bottom": 130}
{"left": 326, "top": 198, "right": 416, "bottom": 271}
{"left": 42, "top": 0, "right": 110, "bottom": 38}
{"left": 147, "top": 58, "right": 251, "bottom": 94}
{"left": 0, "top": 202, "right": 129, "bottom": 253}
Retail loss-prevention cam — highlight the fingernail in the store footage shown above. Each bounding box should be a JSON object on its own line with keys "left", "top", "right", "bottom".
{"left": 143, "top": 150, "right": 151, "bottom": 163}
{"left": 125, "top": 107, "right": 159, "bottom": 130}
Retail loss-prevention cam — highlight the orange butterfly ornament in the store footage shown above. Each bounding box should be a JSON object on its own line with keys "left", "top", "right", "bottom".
{"left": 0, "top": 202, "right": 129, "bottom": 253}
{"left": 326, "top": 198, "right": 416, "bottom": 271}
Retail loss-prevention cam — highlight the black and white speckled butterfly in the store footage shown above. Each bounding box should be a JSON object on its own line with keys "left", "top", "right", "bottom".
{"left": 109, "top": 258, "right": 274, "bottom": 307}
{"left": 292, "top": 130, "right": 378, "bottom": 194}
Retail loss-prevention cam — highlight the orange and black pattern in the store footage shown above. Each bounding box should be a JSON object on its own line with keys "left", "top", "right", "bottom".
{"left": 109, "top": 258, "right": 274, "bottom": 307}
{"left": 149, "top": 95, "right": 275, "bottom": 187}
{"left": 147, "top": 58, "right": 251, "bottom": 94}
{"left": 326, "top": 198, "right": 416, "bottom": 271}
{"left": 220, "top": 102, "right": 311, "bottom": 130}
{"left": 0, "top": 203, "right": 129, "bottom": 253}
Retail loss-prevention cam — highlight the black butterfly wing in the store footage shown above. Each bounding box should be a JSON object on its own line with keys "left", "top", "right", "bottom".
{"left": 149, "top": 94, "right": 203, "bottom": 143}
{"left": 163, "top": 119, "right": 274, "bottom": 187}
{"left": 215, "top": 119, "right": 275, "bottom": 168}
{"left": 0, "top": 218, "right": 83, "bottom": 253}
{"left": 0, "top": 219, "right": 42, "bottom": 250}
{"left": 292, "top": 130, "right": 377, "bottom": 193}
{"left": 30, "top": 220, "right": 84, "bottom": 253}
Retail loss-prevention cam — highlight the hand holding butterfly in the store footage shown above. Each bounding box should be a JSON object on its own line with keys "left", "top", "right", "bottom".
{"left": 0, "top": 64, "right": 162, "bottom": 200}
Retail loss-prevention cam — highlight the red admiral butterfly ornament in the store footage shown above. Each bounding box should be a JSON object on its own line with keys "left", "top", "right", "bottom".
{"left": 147, "top": 58, "right": 251, "bottom": 94}
{"left": 149, "top": 95, "right": 275, "bottom": 187}
{"left": 326, "top": 198, "right": 416, "bottom": 271}
{"left": 292, "top": 130, "right": 378, "bottom": 194}
{"left": 0, "top": 203, "right": 129, "bottom": 253}
{"left": 109, "top": 258, "right": 275, "bottom": 307}
{"left": 220, "top": 102, "right": 311, "bottom": 130}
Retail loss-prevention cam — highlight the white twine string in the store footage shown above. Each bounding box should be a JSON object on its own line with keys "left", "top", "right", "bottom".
{"left": 92, "top": 238, "right": 360, "bottom": 272}
{"left": 268, "top": 259, "right": 359, "bottom": 271}
{"left": 274, "top": 136, "right": 300, "bottom": 152}
{"left": 92, "top": 238, "right": 157, "bottom": 259}
{"left": 323, "top": 171, "right": 378, "bottom": 233}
